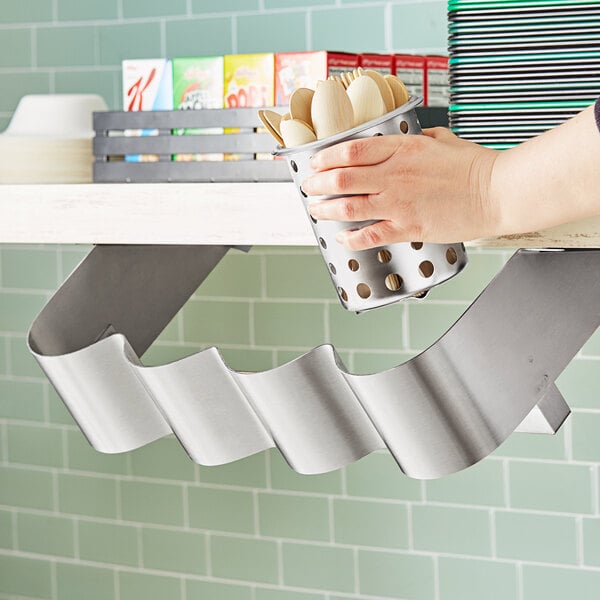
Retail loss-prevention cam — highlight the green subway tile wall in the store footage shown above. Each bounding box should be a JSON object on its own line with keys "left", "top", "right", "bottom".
{"left": 0, "top": 2, "right": 598, "bottom": 600}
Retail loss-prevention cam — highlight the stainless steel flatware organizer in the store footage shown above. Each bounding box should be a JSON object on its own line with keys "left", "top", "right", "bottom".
{"left": 276, "top": 97, "right": 467, "bottom": 311}
{"left": 28, "top": 244, "right": 600, "bottom": 480}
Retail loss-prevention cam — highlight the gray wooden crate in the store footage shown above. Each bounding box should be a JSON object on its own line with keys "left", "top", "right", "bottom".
{"left": 93, "top": 107, "right": 448, "bottom": 183}
{"left": 93, "top": 107, "right": 290, "bottom": 183}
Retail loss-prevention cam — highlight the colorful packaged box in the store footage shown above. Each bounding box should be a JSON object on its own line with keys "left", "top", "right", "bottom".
{"left": 425, "top": 55, "right": 450, "bottom": 107}
{"left": 224, "top": 53, "right": 275, "bottom": 160}
{"left": 275, "top": 51, "right": 359, "bottom": 106}
{"left": 122, "top": 59, "right": 173, "bottom": 162}
{"left": 224, "top": 53, "right": 275, "bottom": 109}
{"left": 359, "top": 53, "right": 394, "bottom": 75}
{"left": 393, "top": 54, "right": 426, "bottom": 104}
{"left": 172, "top": 56, "right": 224, "bottom": 162}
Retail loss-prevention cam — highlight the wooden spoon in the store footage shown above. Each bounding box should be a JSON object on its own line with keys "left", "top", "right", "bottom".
{"left": 385, "top": 75, "right": 410, "bottom": 109}
{"left": 346, "top": 76, "right": 387, "bottom": 127}
{"left": 310, "top": 79, "right": 354, "bottom": 139}
{"left": 280, "top": 118, "right": 317, "bottom": 148}
{"left": 329, "top": 74, "right": 348, "bottom": 89}
{"left": 289, "top": 87, "right": 315, "bottom": 127}
{"left": 258, "top": 109, "right": 284, "bottom": 146}
{"left": 363, "top": 69, "right": 395, "bottom": 113}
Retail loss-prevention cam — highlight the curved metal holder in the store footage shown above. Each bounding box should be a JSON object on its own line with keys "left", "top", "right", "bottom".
{"left": 28, "top": 246, "right": 600, "bottom": 479}
{"left": 275, "top": 97, "right": 468, "bottom": 312}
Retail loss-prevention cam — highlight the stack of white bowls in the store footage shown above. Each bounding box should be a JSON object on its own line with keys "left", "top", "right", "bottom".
{"left": 0, "top": 94, "right": 107, "bottom": 184}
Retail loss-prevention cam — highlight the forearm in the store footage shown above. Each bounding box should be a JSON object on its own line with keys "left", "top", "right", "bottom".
{"left": 491, "top": 102, "right": 600, "bottom": 236}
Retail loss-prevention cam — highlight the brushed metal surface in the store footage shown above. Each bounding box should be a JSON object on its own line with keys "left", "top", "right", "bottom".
{"left": 28, "top": 246, "right": 600, "bottom": 479}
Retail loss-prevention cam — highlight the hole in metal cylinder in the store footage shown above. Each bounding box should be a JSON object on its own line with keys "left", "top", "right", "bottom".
{"left": 290, "top": 160, "right": 298, "bottom": 173}
{"left": 319, "top": 237, "right": 327, "bottom": 249}
{"left": 419, "top": 260, "right": 434, "bottom": 278}
{"left": 300, "top": 186, "right": 307, "bottom": 198}
{"left": 385, "top": 273, "right": 403, "bottom": 291}
{"left": 357, "top": 283, "right": 371, "bottom": 299}
{"left": 377, "top": 249, "right": 392, "bottom": 263}
{"left": 411, "top": 242, "right": 423, "bottom": 250}
{"left": 348, "top": 259, "right": 360, "bottom": 272}
{"left": 329, "top": 263, "right": 337, "bottom": 275}
{"left": 338, "top": 287, "right": 348, "bottom": 302}
{"left": 399, "top": 121, "right": 409, "bottom": 134}
{"left": 446, "top": 247, "right": 458, "bottom": 265}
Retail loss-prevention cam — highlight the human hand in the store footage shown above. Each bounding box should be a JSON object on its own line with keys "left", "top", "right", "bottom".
{"left": 301, "top": 128, "right": 500, "bottom": 250}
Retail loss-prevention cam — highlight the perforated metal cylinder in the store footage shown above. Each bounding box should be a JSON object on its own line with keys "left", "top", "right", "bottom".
{"left": 275, "top": 96, "right": 467, "bottom": 312}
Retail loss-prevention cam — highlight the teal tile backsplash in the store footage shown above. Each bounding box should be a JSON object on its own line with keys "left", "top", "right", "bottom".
{"left": 1, "top": 2, "right": 599, "bottom": 599}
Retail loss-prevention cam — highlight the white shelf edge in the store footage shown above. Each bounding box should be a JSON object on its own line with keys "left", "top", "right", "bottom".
{"left": 1, "top": 182, "right": 599, "bottom": 248}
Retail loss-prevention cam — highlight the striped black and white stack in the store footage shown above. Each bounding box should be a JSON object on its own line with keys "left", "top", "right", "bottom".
{"left": 448, "top": 0, "right": 600, "bottom": 149}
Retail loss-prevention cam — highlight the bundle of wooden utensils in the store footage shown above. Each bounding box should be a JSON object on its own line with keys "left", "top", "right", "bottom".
{"left": 258, "top": 68, "right": 410, "bottom": 148}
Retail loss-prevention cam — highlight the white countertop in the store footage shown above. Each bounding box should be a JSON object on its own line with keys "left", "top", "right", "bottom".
{"left": 1, "top": 182, "right": 599, "bottom": 247}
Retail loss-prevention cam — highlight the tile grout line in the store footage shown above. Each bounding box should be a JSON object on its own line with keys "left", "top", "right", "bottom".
{"left": 384, "top": 2, "right": 393, "bottom": 53}
{"left": 113, "top": 569, "right": 120, "bottom": 600}
{"left": 231, "top": 16, "right": 237, "bottom": 55}
{"left": 576, "top": 515, "right": 584, "bottom": 566}
{"left": 489, "top": 509, "right": 497, "bottom": 559}
{"left": 31, "top": 26, "right": 38, "bottom": 70}
{"left": 73, "top": 517, "right": 80, "bottom": 560}
{"left": 592, "top": 466, "right": 599, "bottom": 516}
{"left": 277, "top": 539, "right": 284, "bottom": 586}
{"left": 503, "top": 459, "right": 511, "bottom": 509}
{"left": 406, "top": 503, "right": 414, "bottom": 551}
{"left": 433, "top": 554, "right": 440, "bottom": 600}
{"left": 183, "top": 483, "right": 190, "bottom": 529}
{"left": 205, "top": 533, "right": 212, "bottom": 577}
{"left": 160, "top": 18, "right": 166, "bottom": 58}
{"left": 328, "top": 496, "right": 335, "bottom": 544}
{"left": 50, "top": 559, "right": 58, "bottom": 600}
{"left": 137, "top": 524, "right": 144, "bottom": 569}
{"left": 353, "top": 547, "right": 360, "bottom": 595}
{"left": 1, "top": 422, "right": 7, "bottom": 466}
{"left": 253, "top": 489, "right": 259, "bottom": 537}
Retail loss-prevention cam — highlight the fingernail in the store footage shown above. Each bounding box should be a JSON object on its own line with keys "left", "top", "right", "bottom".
{"left": 309, "top": 153, "right": 320, "bottom": 170}
{"left": 335, "top": 231, "right": 347, "bottom": 244}
{"left": 308, "top": 201, "right": 322, "bottom": 217}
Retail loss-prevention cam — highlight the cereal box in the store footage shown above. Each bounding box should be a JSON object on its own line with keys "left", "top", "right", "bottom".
{"left": 393, "top": 54, "right": 426, "bottom": 103}
{"left": 224, "top": 53, "right": 275, "bottom": 160}
{"left": 359, "top": 53, "right": 394, "bottom": 76}
{"left": 425, "top": 55, "right": 450, "bottom": 107}
{"left": 224, "top": 53, "right": 274, "bottom": 109}
{"left": 172, "top": 56, "right": 224, "bottom": 161}
{"left": 122, "top": 59, "right": 173, "bottom": 162}
{"left": 275, "top": 51, "right": 358, "bottom": 106}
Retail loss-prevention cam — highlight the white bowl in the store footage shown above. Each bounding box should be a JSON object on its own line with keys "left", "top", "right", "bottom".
{"left": 2, "top": 94, "right": 107, "bottom": 139}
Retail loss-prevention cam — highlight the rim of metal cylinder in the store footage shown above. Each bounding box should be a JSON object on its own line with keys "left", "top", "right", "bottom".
{"left": 273, "top": 96, "right": 424, "bottom": 156}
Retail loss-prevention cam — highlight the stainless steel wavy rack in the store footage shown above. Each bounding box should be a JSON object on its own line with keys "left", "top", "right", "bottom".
{"left": 27, "top": 244, "right": 600, "bottom": 480}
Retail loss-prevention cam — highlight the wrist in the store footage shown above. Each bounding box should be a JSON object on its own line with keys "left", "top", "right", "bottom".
{"left": 471, "top": 146, "right": 503, "bottom": 239}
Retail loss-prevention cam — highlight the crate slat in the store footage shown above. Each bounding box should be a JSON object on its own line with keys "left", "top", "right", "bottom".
{"left": 93, "top": 132, "right": 276, "bottom": 155}
{"left": 93, "top": 159, "right": 291, "bottom": 183}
